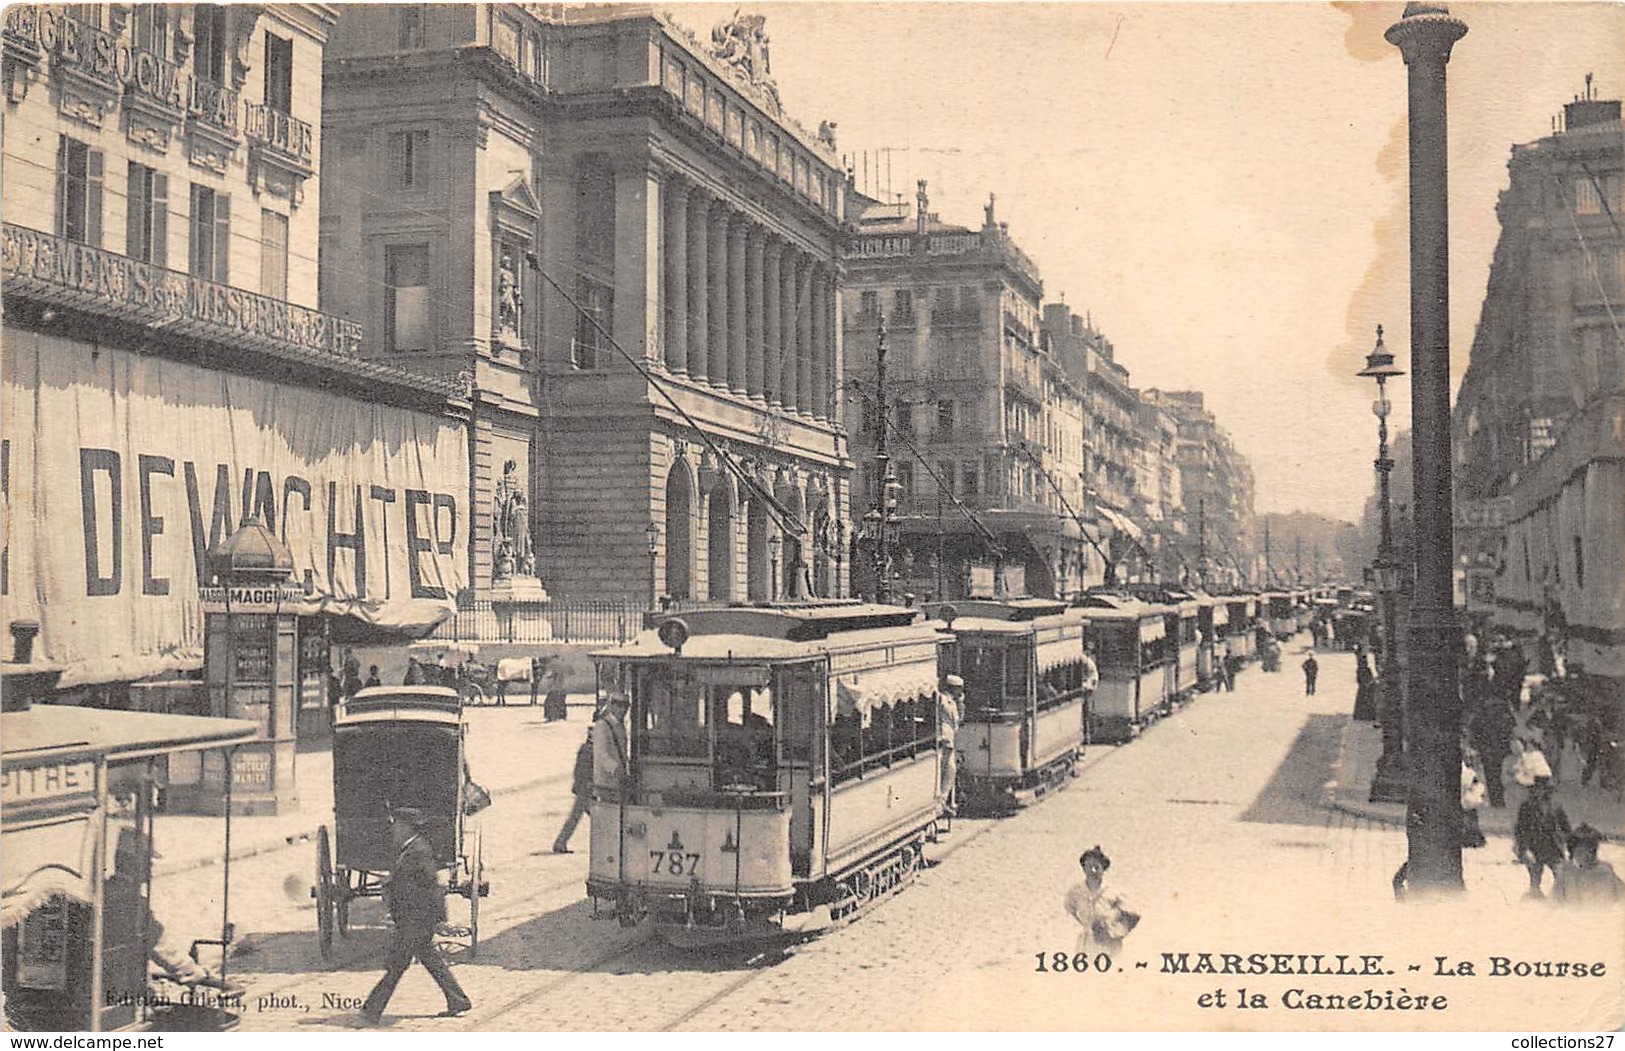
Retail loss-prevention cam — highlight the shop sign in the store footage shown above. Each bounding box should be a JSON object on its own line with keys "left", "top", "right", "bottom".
{"left": 3, "top": 225, "right": 363, "bottom": 358}
{"left": 199, "top": 585, "right": 308, "bottom": 614}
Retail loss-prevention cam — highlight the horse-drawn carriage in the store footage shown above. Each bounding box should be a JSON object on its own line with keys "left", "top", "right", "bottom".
{"left": 311, "top": 687, "right": 489, "bottom": 961}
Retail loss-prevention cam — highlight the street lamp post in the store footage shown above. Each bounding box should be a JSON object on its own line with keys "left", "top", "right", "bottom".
{"left": 645, "top": 521, "right": 660, "bottom": 610}
{"left": 1388, "top": 0, "right": 1467, "bottom": 894}
{"left": 768, "top": 532, "right": 782, "bottom": 603}
{"left": 1360, "top": 326, "right": 1407, "bottom": 803}
{"left": 872, "top": 311, "right": 898, "bottom": 604}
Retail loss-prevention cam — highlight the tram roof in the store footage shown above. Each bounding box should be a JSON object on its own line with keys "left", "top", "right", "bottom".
{"left": 647, "top": 603, "right": 921, "bottom": 642}
{"left": 599, "top": 621, "right": 947, "bottom": 662}
{"left": 937, "top": 597, "right": 1068, "bottom": 622}
{"left": 1072, "top": 594, "right": 1166, "bottom": 619}
{"left": 1, "top": 706, "right": 258, "bottom": 766}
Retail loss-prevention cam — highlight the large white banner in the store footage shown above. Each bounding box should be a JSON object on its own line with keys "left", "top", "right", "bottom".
{"left": 2, "top": 332, "right": 468, "bottom": 687}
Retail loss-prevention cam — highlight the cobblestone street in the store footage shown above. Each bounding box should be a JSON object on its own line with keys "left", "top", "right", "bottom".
{"left": 149, "top": 641, "right": 1624, "bottom": 1033}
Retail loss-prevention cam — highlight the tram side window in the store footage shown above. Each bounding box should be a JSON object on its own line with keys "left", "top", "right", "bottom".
{"left": 641, "top": 673, "right": 709, "bottom": 759}
{"left": 1038, "top": 661, "right": 1082, "bottom": 710}
{"left": 1004, "top": 645, "right": 1032, "bottom": 706}
{"left": 777, "top": 668, "right": 818, "bottom": 764}
{"left": 1094, "top": 629, "right": 1137, "bottom": 669}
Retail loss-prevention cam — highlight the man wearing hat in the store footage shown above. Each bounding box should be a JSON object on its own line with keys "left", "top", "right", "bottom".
{"left": 360, "top": 807, "right": 471, "bottom": 1025}
{"left": 938, "top": 675, "right": 964, "bottom": 816}
{"left": 1513, "top": 775, "right": 1571, "bottom": 899}
{"left": 1554, "top": 825, "right": 1622, "bottom": 905}
{"left": 593, "top": 693, "right": 631, "bottom": 800}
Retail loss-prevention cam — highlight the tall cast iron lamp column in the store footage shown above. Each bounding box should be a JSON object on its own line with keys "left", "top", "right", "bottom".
{"left": 870, "top": 311, "right": 899, "bottom": 604}
{"left": 1360, "top": 326, "right": 1407, "bottom": 803}
{"left": 646, "top": 521, "right": 660, "bottom": 611}
{"left": 1387, "top": 1, "right": 1466, "bottom": 893}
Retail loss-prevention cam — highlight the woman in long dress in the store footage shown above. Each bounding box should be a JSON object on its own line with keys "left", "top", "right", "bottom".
{"left": 1064, "top": 846, "right": 1139, "bottom": 955}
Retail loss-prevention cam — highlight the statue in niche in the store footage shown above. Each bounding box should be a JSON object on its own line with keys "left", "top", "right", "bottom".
{"left": 497, "top": 251, "right": 523, "bottom": 341}
{"left": 492, "top": 459, "right": 535, "bottom": 581}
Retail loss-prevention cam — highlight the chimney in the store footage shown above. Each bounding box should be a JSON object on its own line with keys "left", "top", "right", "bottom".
{"left": 1563, "top": 73, "right": 1619, "bottom": 131}
{"left": 916, "top": 179, "right": 929, "bottom": 236}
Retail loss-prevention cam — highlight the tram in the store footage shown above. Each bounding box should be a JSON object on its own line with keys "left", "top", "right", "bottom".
{"left": 1196, "top": 595, "right": 1227, "bottom": 690}
{"left": 1168, "top": 593, "right": 1201, "bottom": 698}
{"left": 2, "top": 706, "right": 256, "bottom": 1032}
{"left": 935, "top": 598, "right": 1089, "bottom": 811}
{"left": 1226, "top": 594, "right": 1259, "bottom": 660}
{"left": 586, "top": 604, "right": 950, "bottom": 945}
{"left": 1075, "top": 594, "right": 1173, "bottom": 743}
{"left": 1266, "top": 591, "right": 1298, "bottom": 638}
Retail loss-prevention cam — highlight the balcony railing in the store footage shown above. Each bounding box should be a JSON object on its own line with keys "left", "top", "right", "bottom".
{"left": 244, "top": 102, "right": 314, "bottom": 167}
{"left": 190, "top": 78, "right": 240, "bottom": 136}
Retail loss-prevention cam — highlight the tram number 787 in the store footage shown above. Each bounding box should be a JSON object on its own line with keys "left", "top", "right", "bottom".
{"left": 650, "top": 850, "right": 702, "bottom": 876}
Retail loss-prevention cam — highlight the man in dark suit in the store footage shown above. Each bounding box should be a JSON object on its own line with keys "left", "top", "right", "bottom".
{"left": 360, "top": 808, "right": 472, "bottom": 1025}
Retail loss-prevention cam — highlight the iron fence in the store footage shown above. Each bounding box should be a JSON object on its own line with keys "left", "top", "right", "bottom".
{"left": 428, "top": 598, "right": 644, "bottom": 645}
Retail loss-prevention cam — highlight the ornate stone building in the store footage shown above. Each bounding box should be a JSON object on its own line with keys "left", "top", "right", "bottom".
{"left": 842, "top": 188, "right": 1094, "bottom": 601}
{"left": 1453, "top": 80, "right": 1624, "bottom": 678}
{"left": 2, "top": 4, "right": 471, "bottom": 702}
{"left": 322, "top": 5, "right": 850, "bottom": 604}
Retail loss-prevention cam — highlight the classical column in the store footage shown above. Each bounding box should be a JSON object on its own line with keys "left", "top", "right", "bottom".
{"left": 708, "top": 202, "right": 730, "bottom": 388}
{"left": 663, "top": 177, "right": 690, "bottom": 375}
{"left": 779, "top": 242, "right": 799, "bottom": 411}
{"left": 613, "top": 161, "right": 661, "bottom": 361}
{"left": 1388, "top": 0, "right": 1468, "bottom": 896}
{"left": 796, "top": 255, "right": 814, "bottom": 418}
{"left": 686, "top": 191, "right": 710, "bottom": 382}
{"left": 727, "top": 213, "right": 748, "bottom": 394}
{"left": 746, "top": 226, "right": 766, "bottom": 401}
{"left": 763, "top": 235, "right": 783, "bottom": 407}
{"left": 810, "top": 264, "right": 829, "bottom": 419}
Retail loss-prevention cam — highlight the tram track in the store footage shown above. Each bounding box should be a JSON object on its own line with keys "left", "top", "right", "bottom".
{"left": 237, "top": 731, "right": 1139, "bottom": 1030}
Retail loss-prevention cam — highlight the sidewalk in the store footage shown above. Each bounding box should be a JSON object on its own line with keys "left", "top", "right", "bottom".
{"left": 1329, "top": 710, "right": 1625, "bottom": 841}
{"left": 150, "top": 695, "right": 598, "bottom": 878}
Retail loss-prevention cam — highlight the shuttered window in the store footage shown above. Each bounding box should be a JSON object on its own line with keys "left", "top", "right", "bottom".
{"left": 189, "top": 184, "right": 230, "bottom": 283}
{"left": 126, "top": 163, "right": 168, "bottom": 265}
{"left": 56, "top": 136, "right": 102, "bottom": 246}
{"left": 386, "top": 130, "right": 429, "bottom": 189}
{"left": 264, "top": 33, "right": 293, "bottom": 114}
{"left": 260, "top": 209, "right": 288, "bottom": 299}
{"left": 385, "top": 244, "right": 431, "bottom": 352}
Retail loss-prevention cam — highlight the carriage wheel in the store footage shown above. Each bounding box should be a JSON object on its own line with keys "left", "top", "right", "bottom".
{"left": 315, "top": 826, "right": 335, "bottom": 964}
{"left": 468, "top": 830, "right": 483, "bottom": 958}
{"left": 336, "top": 880, "right": 351, "bottom": 938}
{"left": 463, "top": 682, "right": 486, "bottom": 706}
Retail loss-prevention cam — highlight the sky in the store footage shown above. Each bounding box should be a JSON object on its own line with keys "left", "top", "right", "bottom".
{"left": 666, "top": 1, "right": 1625, "bottom": 522}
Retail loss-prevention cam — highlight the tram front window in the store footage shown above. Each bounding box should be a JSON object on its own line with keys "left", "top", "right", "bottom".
{"left": 959, "top": 643, "right": 1007, "bottom": 717}
{"left": 635, "top": 667, "right": 777, "bottom": 792}
{"left": 714, "top": 684, "right": 776, "bottom": 791}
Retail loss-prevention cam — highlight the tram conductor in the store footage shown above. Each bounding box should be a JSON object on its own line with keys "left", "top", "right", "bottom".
{"left": 939, "top": 675, "right": 965, "bottom": 816}
{"left": 360, "top": 807, "right": 472, "bottom": 1025}
{"left": 594, "top": 692, "right": 631, "bottom": 800}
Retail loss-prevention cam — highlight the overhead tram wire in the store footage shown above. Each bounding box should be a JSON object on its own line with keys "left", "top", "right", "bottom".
{"left": 527, "top": 255, "right": 807, "bottom": 541}
{"left": 843, "top": 374, "right": 1003, "bottom": 561}
{"left": 1004, "top": 439, "right": 1115, "bottom": 584}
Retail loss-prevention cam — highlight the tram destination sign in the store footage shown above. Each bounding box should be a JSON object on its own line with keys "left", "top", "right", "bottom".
{"left": 1, "top": 760, "right": 98, "bottom": 807}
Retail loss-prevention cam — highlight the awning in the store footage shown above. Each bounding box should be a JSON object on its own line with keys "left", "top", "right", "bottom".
{"left": 834, "top": 663, "right": 938, "bottom": 718}
{"left": 1098, "top": 506, "right": 1144, "bottom": 542}
{"left": 1037, "top": 637, "right": 1081, "bottom": 673}
{"left": 2, "top": 816, "right": 98, "bottom": 929}
{"left": 1139, "top": 618, "right": 1166, "bottom": 643}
